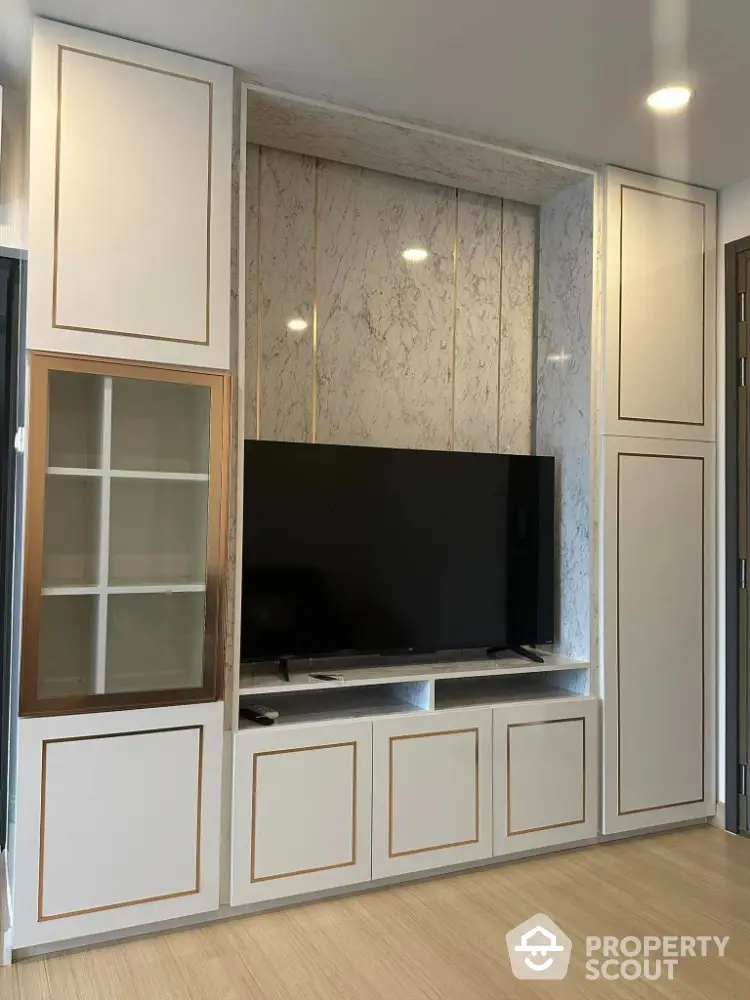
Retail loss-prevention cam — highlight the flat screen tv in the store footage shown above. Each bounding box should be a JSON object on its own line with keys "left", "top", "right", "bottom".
{"left": 241, "top": 440, "right": 554, "bottom": 664}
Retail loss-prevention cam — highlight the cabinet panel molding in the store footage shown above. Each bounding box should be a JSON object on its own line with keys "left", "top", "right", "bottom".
{"left": 372, "top": 709, "right": 493, "bottom": 879}
{"left": 601, "top": 436, "right": 715, "bottom": 834}
{"left": 493, "top": 698, "right": 598, "bottom": 854}
{"left": 603, "top": 167, "right": 716, "bottom": 441}
{"left": 14, "top": 701, "right": 222, "bottom": 948}
{"left": 28, "top": 18, "right": 232, "bottom": 368}
{"left": 231, "top": 721, "right": 372, "bottom": 905}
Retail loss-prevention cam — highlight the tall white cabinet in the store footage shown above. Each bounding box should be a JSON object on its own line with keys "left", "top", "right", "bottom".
{"left": 13, "top": 17, "right": 233, "bottom": 950}
{"left": 600, "top": 168, "right": 717, "bottom": 834}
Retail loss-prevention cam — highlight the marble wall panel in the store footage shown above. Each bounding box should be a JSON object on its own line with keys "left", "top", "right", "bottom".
{"left": 536, "top": 178, "right": 594, "bottom": 662}
{"left": 499, "top": 202, "right": 537, "bottom": 454}
{"left": 245, "top": 148, "right": 538, "bottom": 455}
{"left": 453, "top": 191, "right": 502, "bottom": 453}
{"left": 316, "top": 161, "right": 455, "bottom": 449}
{"left": 258, "top": 147, "right": 315, "bottom": 442}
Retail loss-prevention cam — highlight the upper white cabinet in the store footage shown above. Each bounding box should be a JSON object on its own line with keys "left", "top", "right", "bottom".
{"left": 603, "top": 167, "right": 716, "bottom": 441}
{"left": 27, "top": 19, "right": 232, "bottom": 368}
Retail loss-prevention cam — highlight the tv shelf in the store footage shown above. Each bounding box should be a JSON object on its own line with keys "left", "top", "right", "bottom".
{"left": 236, "top": 653, "right": 592, "bottom": 730}
{"left": 239, "top": 650, "right": 589, "bottom": 696}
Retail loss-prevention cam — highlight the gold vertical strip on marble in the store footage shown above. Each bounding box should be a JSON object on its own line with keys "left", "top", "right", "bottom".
{"left": 312, "top": 158, "right": 320, "bottom": 443}
{"left": 496, "top": 199, "right": 505, "bottom": 454}
{"left": 450, "top": 189, "right": 459, "bottom": 451}
{"left": 255, "top": 147, "right": 263, "bottom": 440}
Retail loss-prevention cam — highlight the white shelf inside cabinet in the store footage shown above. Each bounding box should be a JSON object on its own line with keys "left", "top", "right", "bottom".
{"left": 41, "top": 583, "right": 206, "bottom": 596}
{"left": 239, "top": 652, "right": 589, "bottom": 696}
{"left": 238, "top": 687, "right": 427, "bottom": 730}
{"left": 109, "top": 470, "right": 209, "bottom": 482}
{"left": 47, "top": 467, "right": 103, "bottom": 477}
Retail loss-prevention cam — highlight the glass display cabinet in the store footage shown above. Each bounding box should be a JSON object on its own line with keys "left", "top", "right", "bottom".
{"left": 20, "top": 353, "right": 230, "bottom": 715}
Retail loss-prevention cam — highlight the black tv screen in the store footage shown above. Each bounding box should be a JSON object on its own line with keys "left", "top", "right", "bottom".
{"left": 241, "top": 440, "right": 554, "bottom": 662}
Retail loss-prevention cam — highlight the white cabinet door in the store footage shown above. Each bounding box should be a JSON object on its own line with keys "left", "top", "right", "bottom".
{"left": 602, "top": 167, "right": 716, "bottom": 441}
{"left": 372, "top": 709, "right": 492, "bottom": 879}
{"left": 493, "top": 697, "right": 598, "bottom": 855}
{"left": 13, "top": 701, "right": 222, "bottom": 948}
{"left": 231, "top": 721, "right": 372, "bottom": 904}
{"left": 27, "top": 18, "right": 232, "bottom": 368}
{"left": 601, "top": 436, "right": 715, "bottom": 834}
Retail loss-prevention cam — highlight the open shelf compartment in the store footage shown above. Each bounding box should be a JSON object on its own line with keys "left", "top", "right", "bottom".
{"left": 434, "top": 669, "right": 591, "bottom": 711}
{"left": 239, "top": 680, "right": 432, "bottom": 729}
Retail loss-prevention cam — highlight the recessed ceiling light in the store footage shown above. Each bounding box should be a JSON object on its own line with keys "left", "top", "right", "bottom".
{"left": 646, "top": 85, "right": 693, "bottom": 112}
{"left": 402, "top": 247, "right": 429, "bottom": 262}
{"left": 286, "top": 317, "right": 308, "bottom": 332}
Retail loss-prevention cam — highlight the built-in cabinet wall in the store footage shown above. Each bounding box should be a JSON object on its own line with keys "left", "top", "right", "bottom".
{"left": 13, "top": 17, "right": 234, "bottom": 952}
{"left": 244, "top": 147, "right": 537, "bottom": 453}
{"left": 600, "top": 168, "right": 717, "bottom": 834}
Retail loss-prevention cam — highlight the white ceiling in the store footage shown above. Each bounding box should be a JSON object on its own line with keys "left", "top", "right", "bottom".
{"left": 16, "top": 0, "right": 750, "bottom": 189}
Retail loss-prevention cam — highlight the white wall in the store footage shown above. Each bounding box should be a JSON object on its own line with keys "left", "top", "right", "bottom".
{"left": 716, "top": 178, "right": 750, "bottom": 804}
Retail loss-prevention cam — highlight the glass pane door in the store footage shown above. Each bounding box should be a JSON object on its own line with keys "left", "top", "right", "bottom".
{"left": 23, "top": 357, "right": 227, "bottom": 715}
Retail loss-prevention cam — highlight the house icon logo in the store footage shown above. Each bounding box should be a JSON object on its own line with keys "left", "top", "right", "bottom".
{"left": 506, "top": 913, "right": 572, "bottom": 980}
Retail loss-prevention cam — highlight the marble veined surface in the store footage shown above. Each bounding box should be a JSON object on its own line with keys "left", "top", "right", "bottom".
{"left": 316, "top": 161, "right": 455, "bottom": 449}
{"left": 257, "top": 148, "right": 315, "bottom": 442}
{"left": 245, "top": 148, "right": 538, "bottom": 454}
{"left": 536, "top": 178, "right": 594, "bottom": 662}
{"left": 244, "top": 86, "right": 592, "bottom": 206}
{"left": 453, "top": 190, "right": 503, "bottom": 453}
{"left": 499, "top": 202, "right": 537, "bottom": 454}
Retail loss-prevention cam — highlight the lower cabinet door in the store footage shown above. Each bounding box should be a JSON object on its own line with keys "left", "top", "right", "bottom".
{"left": 14, "top": 701, "right": 223, "bottom": 949}
{"left": 230, "top": 720, "right": 372, "bottom": 904}
{"left": 493, "top": 697, "right": 598, "bottom": 855}
{"left": 371, "top": 709, "right": 493, "bottom": 879}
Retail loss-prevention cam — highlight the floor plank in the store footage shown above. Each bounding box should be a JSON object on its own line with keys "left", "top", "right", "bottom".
{"left": 3, "top": 827, "right": 749, "bottom": 999}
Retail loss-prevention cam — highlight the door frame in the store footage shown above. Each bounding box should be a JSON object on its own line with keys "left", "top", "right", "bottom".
{"left": 725, "top": 236, "right": 750, "bottom": 835}
{"left": 0, "top": 247, "right": 26, "bottom": 853}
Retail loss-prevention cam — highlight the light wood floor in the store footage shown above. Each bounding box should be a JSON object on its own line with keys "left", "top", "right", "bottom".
{"left": 3, "top": 826, "right": 750, "bottom": 999}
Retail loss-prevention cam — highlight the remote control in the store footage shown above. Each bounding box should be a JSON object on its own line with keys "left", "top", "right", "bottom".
{"left": 240, "top": 704, "right": 280, "bottom": 726}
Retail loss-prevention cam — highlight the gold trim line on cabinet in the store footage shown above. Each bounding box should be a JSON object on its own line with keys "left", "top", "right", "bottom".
{"left": 506, "top": 718, "right": 586, "bottom": 837}
{"left": 388, "top": 727, "right": 480, "bottom": 858}
{"left": 37, "top": 725, "right": 204, "bottom": 921}
{"left": 249, "top": 741, "right": 358, "bottom": 883}
{"left": 52, "top": 46, "right": 214, "bottom": 345}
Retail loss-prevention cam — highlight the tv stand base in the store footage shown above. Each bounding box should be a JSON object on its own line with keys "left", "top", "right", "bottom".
{"left": 487, "top": 645, "right": 545, "bottom": 664}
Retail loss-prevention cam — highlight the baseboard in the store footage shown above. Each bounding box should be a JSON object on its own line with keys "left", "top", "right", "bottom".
{"left": 15, "top": 836, "right": 601, "bottom": 960}
{"left": 597, "top": 817, "right": 708, "bottom": 844}
{"left": 710, "top": 802, "right": 726, "bottom": 830}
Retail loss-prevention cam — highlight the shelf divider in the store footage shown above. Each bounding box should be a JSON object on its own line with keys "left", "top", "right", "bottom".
{"left": 94, "top": 376, "right": 113, "bottom": 696}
